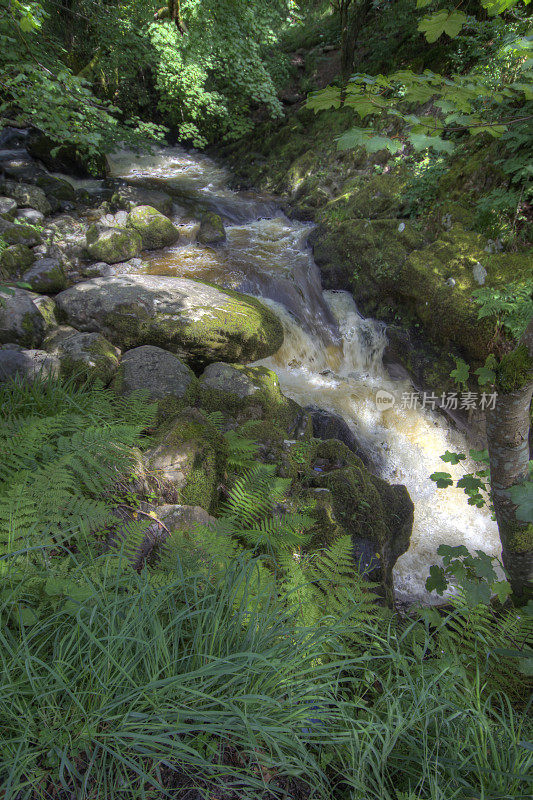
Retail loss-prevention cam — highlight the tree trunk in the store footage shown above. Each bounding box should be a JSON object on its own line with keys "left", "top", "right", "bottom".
{"left": 340, "top": 0, "right": 373, "bottom": 86}
{"left": 486, "top": 319, "right": 533, "bottom": 602}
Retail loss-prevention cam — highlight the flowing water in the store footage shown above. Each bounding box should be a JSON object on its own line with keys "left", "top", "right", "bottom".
{"left": 107, "top": 145, "right": 500, "bottom": 602}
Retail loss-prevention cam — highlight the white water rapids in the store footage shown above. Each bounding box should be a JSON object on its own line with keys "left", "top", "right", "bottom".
{"left": 106, "top": 145, "right": 500, "bottom": 602}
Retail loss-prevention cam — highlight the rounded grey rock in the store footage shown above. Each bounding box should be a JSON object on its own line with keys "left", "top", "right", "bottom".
{"left": 0, "top": 348, "right": 60, "bottom": 383}
{"left": 115, "top": 345, "right": 195, "bottom": 399}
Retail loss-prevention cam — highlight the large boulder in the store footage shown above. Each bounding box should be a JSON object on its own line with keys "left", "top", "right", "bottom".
{"left": 146, "top": 408, "right": 227, "bottom": 511}
{"left": 0, "top": 180, "right": 51, "bottom": 215}
{"left": 1, "top": 156, "right": 45, "bottom": 184}
{"left": 0, "top": 348, "right": 60, "bottom": 383}
{"left": 0, "top": 197, "right": 17, "bottom": 221}
{"left": 197, "top": 212, "right": 226, "bottom": 245}
{"left": 0, "top": 288, "right": 57, "bottom": 347}
{"left": 308, "top": 406, "right": 383, "bottom": 472}
{"left": 36, "top": 174, "right": 76, "bottom": 204}
{"left": 112, "top": 346, "right": 197, "bottom": 408}
{"left": 198, "top": 362, "right": 302, "bottom": 429}
{"left": 85, "top": 224, "right": 142, "bottom": 264}
{"left": 55, "top": 275, "right": 284, "bottom": 367}
{"left": 155, "top": 503, "right": 215, "bottom": 531}
{"left": 25, "top": 129, "right": 107, "bottom": 177}
{"left": 14, "top": 208, "right": 45, "bottom": 226}
{"left": 296, "top": 439, "right": 414, "bottom": 602}
{"left": 0, "top": 244, "right": 34, "bottom": 277}
{"left": 111, "top": 185, "right": 173, "bottom": 216}
{"left": 0, "top": 218, "right": 42, "bottom": 247}
{"left": 22, "top": 258, "right": 67, "bottom": 294}
{"left": 43, "top": 325, "right": 121, "bottom": 383}
{"left": 127, "top": 205, "right": 180, "bottom": 250}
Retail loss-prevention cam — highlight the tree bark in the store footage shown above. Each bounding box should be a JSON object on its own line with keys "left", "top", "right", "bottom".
{"left": 486, "top": 318, "right": 533, "bottom": 602}
{"left": 340, "top": 0, "right": 373, "bottom": 86}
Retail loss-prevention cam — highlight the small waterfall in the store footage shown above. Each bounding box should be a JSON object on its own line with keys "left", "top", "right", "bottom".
{"left": 105, "top": 145, "right": 501, "bottom": 601}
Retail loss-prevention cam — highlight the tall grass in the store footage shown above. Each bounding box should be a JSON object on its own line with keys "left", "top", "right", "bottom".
{"left": 1, "top": 553, "right": 531, "bottom": 800}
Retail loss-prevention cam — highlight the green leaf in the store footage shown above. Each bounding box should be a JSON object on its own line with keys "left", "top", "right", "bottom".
{"left": 418, "top": 10, "right": 468, "bottom": 43}
{"left": 475, "top": 364, "right": 497, "bottom": 386}
{"left": 457, "top": 474, "right": 486, "bottom": 496}
{"left": 337, "top": 127, "right": 402, "bottom": 153}
{"left": 509, "top": 481, "right": 533, "bottom": 522}
{"left": 481, "top": 0, "right": 526, "bottom": 16}
{"left": 408, "top": 132, "right": 454, "bottom": 153}
{"left": 492, "top": 580, "right": 512, "bottom": 604}
{"left": 441, "top": 450, "right": 466, "bottom": 465}
{"left": 307, "top": 86, "right": 342, "bottom": 112}
{"left": 343, "top": 95, "right": 385, "bottom": 119}
{"left": 450, "top": 357, "right": 470, "bottom": 388}
{"left": 425, "top": 564, "right": 447, "bottom": 595}
{"left": 430, "top": 471, "right": 454, "bottom": 489}
{"left": 469, "top": 448, "right": 489, "bottom": 463}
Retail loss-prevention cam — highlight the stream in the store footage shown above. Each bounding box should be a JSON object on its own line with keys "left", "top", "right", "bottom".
{"left": 104, "top": 145, "right": 499, "bottom": 602}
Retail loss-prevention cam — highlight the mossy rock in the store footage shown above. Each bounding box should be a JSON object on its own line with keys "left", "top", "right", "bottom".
{"left": 146, "top": 407, "right": 227, "bottom": 512}
{"left": 0, "top": 288, "right": 57, "bottom": 347}
{"left": 395, "top": 227, "right": 531, "bottom": 362}
{"left": 0, "top": 219, "right": 42, "bottom": 247}
{"left": 43, "top": 325, "right": 121, "bottom": 384}
{"left": 438, "top": 142, "right": 503, "bottom": 201}
{"left": 0, "top": 244, "right": 35, "bottom": 277}
{"left": 311, "top": 217, "right": 425, "bottom": 293}
{"left": 0, "top": 180, "right": 51, "bottom": 215}
{"left": 55, "top": 275, "right": 284, "bottom": 368}
{"left": 127, "top": 205, "right": 180, "bottom": 250}
{"left": 22, "top": 258, "right": 67, "bottom": 294}
{"left": 316, "top": 172, "right": 405, "bottom": 222}
{"left": 0, "top": 197, "right": 17, "bottom": 221}
{"left": 0, "top": 347, "right": 60, "bottom": 384}
{"left": 36, "top": 175, "right": 76, "bottom": 203}
{"left": 111, "top": 186, "right": 173, "bottom": 216}
{"left": 198, "top": 362, "right": 302, "bottom": 430}
{"left": 197, "top": 212, "right": 226, "bottom": 245}
{"left": 86, "top": 224, "right": 142, "bottom": 264}
{"left": 112, "top": 345, "right": 198, "bottom": 419}
{"left": 289, "top": 438, "right": 414, "bottom": 601}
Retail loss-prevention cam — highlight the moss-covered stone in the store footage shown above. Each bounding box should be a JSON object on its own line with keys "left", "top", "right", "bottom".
{"left": 147, "top": 407, "right": 227, "bottom": 512}
{"left": 0, "top": 197, "right": 17, "bottom": 221}
{"left": 55, "top": 275, "right": 284, "bottom": 367}
{"left": 43, "top": 325, "right": 121, "bottom": 384}
{"left": 127, "top": 205, "right": 180, "bottom": 250}
{"left": 287, "top": 438, "right": 414, "bottom": 602}
{"left": 111, "top": 345, "right": 198, "bottom": 418}
{"left": 198, "top": 362, "right": 300, "bottom": 428}
{"left": 86, "top": 224, "right": 142, "bottom": 264}
{"left": 311, "top": 217, "right": 425, "bottom": 293}
{"left": 0, "top": 244, "right": 34, "bottom": 277}
{"left": 0, "top": 288, "right": 57, "bottom": 347}
{"left": 0, "top": 219, "right": 42, "bottom": 247}
{"left": 197, "top": 212, "right": 226, "bottom": 245}
{"left": 22, "top": 258, "right": 67, "bottom": 294}
{"left": 0, "top": 180, "right": 51, "bottom": 215}
{"left": 317, "top": 172, "right": 406, "bottom": 223}
{"left": 36, "top": 175, "right": 76, "bottom": 203}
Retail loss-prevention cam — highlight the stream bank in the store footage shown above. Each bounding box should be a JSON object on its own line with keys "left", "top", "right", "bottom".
{"left": 0, "top": 133, "right": 501, "bottom": 602}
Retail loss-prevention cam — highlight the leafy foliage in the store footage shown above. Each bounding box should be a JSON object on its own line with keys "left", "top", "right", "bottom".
{"left": 0, "top": 377, "right": 155, "bottom": 555}
{"left": 473, "top": 283, "right": 533, "bottom": 341}
{"left": 307, "top": 0, "right": 533, "bottom": 167}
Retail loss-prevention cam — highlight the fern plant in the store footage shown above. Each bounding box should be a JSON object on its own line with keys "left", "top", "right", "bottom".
{"left": 154, "top": 423, "right": 382, "bottom": 632}
{"left": 0, "top": 377, "right": 155, "bottom": 557}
